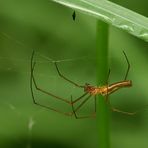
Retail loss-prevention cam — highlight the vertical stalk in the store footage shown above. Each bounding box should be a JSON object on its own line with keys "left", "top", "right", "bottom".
{"left": 96, "top": 20, "right": 110, "bottom": 148}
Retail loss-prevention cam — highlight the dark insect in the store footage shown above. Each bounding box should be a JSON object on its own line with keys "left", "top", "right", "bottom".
{"left": 72, "top": 11, "right": 76, "bottom": 21}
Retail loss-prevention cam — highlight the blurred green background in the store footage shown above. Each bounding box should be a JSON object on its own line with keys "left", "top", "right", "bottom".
{"left": 0, "top": 0, "right": 148, "bottom": 148}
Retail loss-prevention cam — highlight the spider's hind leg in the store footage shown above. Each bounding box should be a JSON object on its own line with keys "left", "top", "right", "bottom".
{"left": 111, "top": 106, "right": 136, "bottom": 115}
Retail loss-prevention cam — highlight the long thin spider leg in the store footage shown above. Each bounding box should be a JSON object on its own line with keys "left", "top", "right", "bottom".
{"left": 71, "top": 96, "right": 77, "bottom": 118}
{"left": 111, "top": 106, "right": 136, "bottom": 115}
{"left": 31, "top": 55, "right": 71, "bottom": 104}
{"left": 105, "top": 95, "right": 136, "bottom": 116}
{"left": 74, "top": 94, "right": 92, "bottom": 112}
{"left": 30, "top": 50, "right": 36, "bottom": 104}
{"left": 111, "top": 102, "right": 148, "bottom": 115}
{"left": 106, "top": 87, "right": 120, "bottom": 96}
{"left": 105, "top": 69, "right": 111, "bottom": 102}
{"left": 33, "top": 67, "right": 88, "bottom": 105}
{"left": 123, "top": 51, "right": 130, "bottom": 80}
{"left": 30, "top": 51, "right": 73, "bottom": 116}
{"left": 32, "top": 74, "right": 71, "bottom": 104}
{"left": 30, "top": 51, "right": 94, "bottom": 117}
{"left": 72, "top": 92, "right": 88, "bottom": 104}
{"left": 31, "top": 52, "right": 88, "bottom": 105}
{"left": 71, "top": 96, "right": 96, "bottom": 119}
{"left": 106, "top": 51, "right": 132, "bottom": 115}
{"left": 30, "top": 51, "right": 87, "bottom": 106}
{"left": 54, "top": 62, "right": 84, "bottom": 88}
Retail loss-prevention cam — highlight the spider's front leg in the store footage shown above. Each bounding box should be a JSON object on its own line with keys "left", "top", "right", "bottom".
{"left": 54, "top": 62, "right": 84, "bottom": 88}
{"left": 71, "top": 95, "right": 96, "bottom": 119}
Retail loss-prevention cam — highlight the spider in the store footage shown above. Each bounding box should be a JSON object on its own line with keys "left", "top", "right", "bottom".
{"left": 30, "top": 51, "right": 137, "bottom": 119}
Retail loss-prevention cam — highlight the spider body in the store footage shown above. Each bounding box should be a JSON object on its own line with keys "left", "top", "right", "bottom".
{"left": 84, "top": 80, "right": 132, "bottom": 96}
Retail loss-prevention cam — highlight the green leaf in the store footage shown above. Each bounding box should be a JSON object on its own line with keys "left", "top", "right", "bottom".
{"left": 52, "top": 0, "right": 148, "bottom": 42}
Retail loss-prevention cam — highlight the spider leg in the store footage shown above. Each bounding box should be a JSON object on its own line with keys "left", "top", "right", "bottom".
{"left": 105, "top": 93, "right": 136, "bottom": 115}
{"left": 105, "top": 88, "right": 136, "bottom": 115}
{"left": 105, "top": 68, "right": 111, "bottom": 102}
{"left": 31, "top": 52, "right": 72, "bottom": 104}
{"left": 30, "top": 51, "right": 74, "bottom": 116}
{"left": 74, "top": 94, "right": 91, "bottom": 112}
{"left": 111, "top": 52, "right": 134, "bottom": 115}
{"left": 54, "top": 62, "right": 84, "bottom": 88}
{"left": 30, "top": 51, "right": 89, "bottom": 116}
{"left": 72, "top": 92, "right": 88, "bottom": 104}
{"left": 123, "top": 51, "right": 130, "bottom": 80}
{"left": 111, "top": 106, "right": 136, "bottom": 115}
{"left": 105, "top": 53, "right": 133, "bottom": 115}
{"left": 71, "top": 95, "right": 96, "bottom": 119}
{"left": 32, "top": 92, "right": 73, "bottom": 116}
{"left": 33, "top": 68, "right": 88, "bottom": 105}
{"left": 111, "top": 102, "right": 148, "bottom": 115}
{"left": 105, "top": 86, "right": 137, "bottom": 116}
{"left": 32, "top": 73, "right": 72, "bottom": 104}
{"left": 33, "top": 65, "right": 87, "bottom": 104}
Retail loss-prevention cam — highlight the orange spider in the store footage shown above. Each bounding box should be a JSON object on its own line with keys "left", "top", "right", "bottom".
{"left": 30, "top": 51, "right": 136, "bottom": 119}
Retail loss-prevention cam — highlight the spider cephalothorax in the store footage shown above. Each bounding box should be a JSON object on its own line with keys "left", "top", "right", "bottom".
{"left": 84, "top": 83, "right": 95, "bottom": 93}
{"left": 84, "top": 83, "right": 106, "bottom": 96}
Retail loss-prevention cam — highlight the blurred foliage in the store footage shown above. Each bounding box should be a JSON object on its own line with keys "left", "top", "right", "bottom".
{"left": 0, "top": 0, "right": 148, "bottom": 148}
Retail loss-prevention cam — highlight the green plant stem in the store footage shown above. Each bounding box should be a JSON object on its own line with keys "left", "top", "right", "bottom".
{"left": 96, "top": 21, "right": 110, "bottom": 148}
